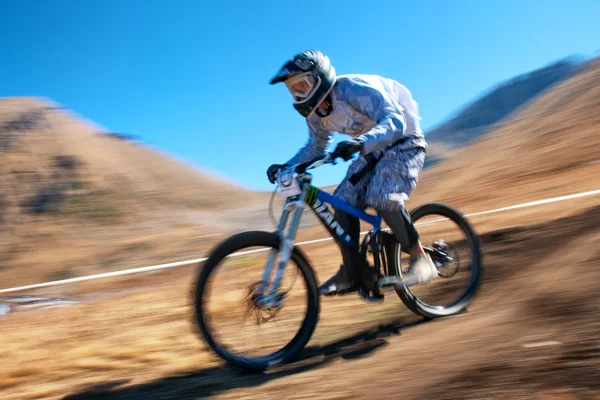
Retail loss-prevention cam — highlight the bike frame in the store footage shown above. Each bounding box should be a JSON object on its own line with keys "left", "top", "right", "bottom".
{"left": 304, "top": 186, "right": 382, "bottom": 246}
{"left": 257, "top": 170, "right": 384, "bottom": 307}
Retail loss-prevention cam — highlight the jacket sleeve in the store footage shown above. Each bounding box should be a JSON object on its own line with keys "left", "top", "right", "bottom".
{"left": 339, "top": 79, "right": 407, "bottom": 154}
{"left": 286, "top": 117, "right": 333, "bottom": 165}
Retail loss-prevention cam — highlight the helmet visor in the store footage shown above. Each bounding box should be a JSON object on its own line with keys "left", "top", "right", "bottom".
{"left": 285, "top": 73, "right": 317, "bottom": 102}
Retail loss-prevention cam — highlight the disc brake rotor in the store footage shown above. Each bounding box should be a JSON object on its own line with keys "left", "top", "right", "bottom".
{"left": 432, "top": 240, "right": 460, "bottom": 278}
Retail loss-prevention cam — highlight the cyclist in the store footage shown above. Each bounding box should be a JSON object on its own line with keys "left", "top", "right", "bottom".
{"left": 267, "top": 50, "right": 438, "bottom": 296}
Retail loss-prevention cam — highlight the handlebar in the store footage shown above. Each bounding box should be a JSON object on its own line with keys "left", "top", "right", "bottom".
{"left": 273, "top": 151, "right": 344, "bottom": 184}
{"left": 293, "top": 153, "right": 334, "bottom": 174}
{"left": 274, "top": 146, "right": 384, "bottom": 187}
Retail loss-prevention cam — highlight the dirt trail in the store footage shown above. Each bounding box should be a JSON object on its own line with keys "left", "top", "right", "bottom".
{"left": 1, "top": 203, "right": 598, "bottom": 400}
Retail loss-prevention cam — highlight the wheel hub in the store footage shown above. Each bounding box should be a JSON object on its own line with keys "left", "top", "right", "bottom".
{"left": 244, "top": 282, "right": 285, "bottom": 324}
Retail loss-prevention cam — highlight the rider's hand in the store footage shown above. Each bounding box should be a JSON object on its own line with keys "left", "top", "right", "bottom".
{"left": 333, "top": 140, "right": 364, "bottom": 161}
{"left": 267, "top": 163, "right": 290, "bottom": 184}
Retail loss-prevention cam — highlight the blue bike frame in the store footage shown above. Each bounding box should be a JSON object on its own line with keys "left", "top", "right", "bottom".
{"left": 306, "top": 186, "right": 382, "bottom": 248}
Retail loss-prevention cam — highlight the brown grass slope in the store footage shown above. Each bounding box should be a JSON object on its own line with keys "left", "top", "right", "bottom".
{"left": 2, "top": 60, "right": 600, "bottom": 400}
{"left": 0, "top": 97, "right": 262, "bottom": 215}
{"left": 409, "top": 57, "right": 600, "bottom": 212}
{"left": 1, "top": 199, "right": 599, "bottom": 400}
{"left": 423, "top": 57, "right": 582, "bottom": 168}
{"left": 0, "top": 97, "right": 275, "bottom": 286}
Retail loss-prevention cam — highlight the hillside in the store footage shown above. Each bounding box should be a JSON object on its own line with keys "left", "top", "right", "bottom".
{"left": 3, "top": 60, "right": 600, "bottom": 399}
{"left": 410, "top": 56, "right": 600, "bottom": 211}
{"left": 0, "top": 97, "right": 278, "bottom": 286}
{"left": 423, "top": 57, "right": 582, "bottom": 167}
{"left": 0, "top": 97, "right": 262, "bottom": 214}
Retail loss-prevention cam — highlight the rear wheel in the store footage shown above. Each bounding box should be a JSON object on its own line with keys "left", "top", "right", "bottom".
{"left": 192, "top": 231, "right": 320, "bottom": 371}
{"left": 389, "top": 203, "right": 483, "bottom": 319}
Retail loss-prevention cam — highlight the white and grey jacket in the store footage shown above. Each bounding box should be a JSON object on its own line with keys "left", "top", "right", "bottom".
{"left": 286, "top": 74, "right": 427, "bottom": 166}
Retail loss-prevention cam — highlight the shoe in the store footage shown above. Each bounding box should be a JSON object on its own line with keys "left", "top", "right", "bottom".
{"left": 399, "top": 254, "right": 438, "bottom": 287}
{"left": 318, "top": 264, "right": 356, "bottom": 296}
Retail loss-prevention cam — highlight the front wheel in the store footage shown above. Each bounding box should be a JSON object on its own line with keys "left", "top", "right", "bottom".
{"left": 389, "top": 203, "right": 483, "bottom": 319}
{"left": 192, "top": 231, "right": 320, "bottom": 371}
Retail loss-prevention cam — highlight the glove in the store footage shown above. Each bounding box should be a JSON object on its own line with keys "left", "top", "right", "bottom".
{"left": 267, "top": 163, "right": 289, "bottom": 184}
{"left": 333, "top": 140, "right": 364, "bottom": 161}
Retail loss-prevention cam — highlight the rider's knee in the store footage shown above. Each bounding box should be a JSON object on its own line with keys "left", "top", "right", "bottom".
{"left": 376, "top": 206, "right": 420, "bottom": 250}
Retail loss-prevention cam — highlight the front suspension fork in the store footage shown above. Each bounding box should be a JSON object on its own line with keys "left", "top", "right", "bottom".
{"left": 256, "top": 185, "right": 308, "bottom": 307}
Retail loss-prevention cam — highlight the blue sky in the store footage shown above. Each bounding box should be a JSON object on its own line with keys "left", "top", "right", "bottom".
{"left": 1, "top": 0, "right": 599, "bottom": 191}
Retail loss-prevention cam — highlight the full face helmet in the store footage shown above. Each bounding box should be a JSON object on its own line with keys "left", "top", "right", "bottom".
{"left": 269, "top": 50, "right": 336, "bottom": 117}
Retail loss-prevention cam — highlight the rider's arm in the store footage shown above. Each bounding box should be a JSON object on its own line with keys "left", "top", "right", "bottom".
{"left": 339, "top": 78, "right": 408, "bottom": 154}
{"left": 285, "top": 117, "right": 333, "bottom": 165}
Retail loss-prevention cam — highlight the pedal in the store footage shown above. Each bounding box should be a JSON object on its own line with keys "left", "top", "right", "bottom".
{"left": 357, "top": 287, "right": 385, "bottom": 302}
{"left": 376, "top": 275, "right": 400, "bottom": 289}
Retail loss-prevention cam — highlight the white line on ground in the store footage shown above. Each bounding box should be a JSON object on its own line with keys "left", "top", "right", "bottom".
{"left": 522, "top": 341, "right": 562, "bottom": 348}
{"left": 1, "top": 188, "right": 599, "bottom": 294}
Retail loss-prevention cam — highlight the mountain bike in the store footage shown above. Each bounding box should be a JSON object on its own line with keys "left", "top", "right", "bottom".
{"left": 192, "top": 152, "right": 483, "bottom": 371}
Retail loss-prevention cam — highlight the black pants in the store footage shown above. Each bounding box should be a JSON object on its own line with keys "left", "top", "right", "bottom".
{"left": 336, "top": 207, "right": 419, "bottom": 274}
